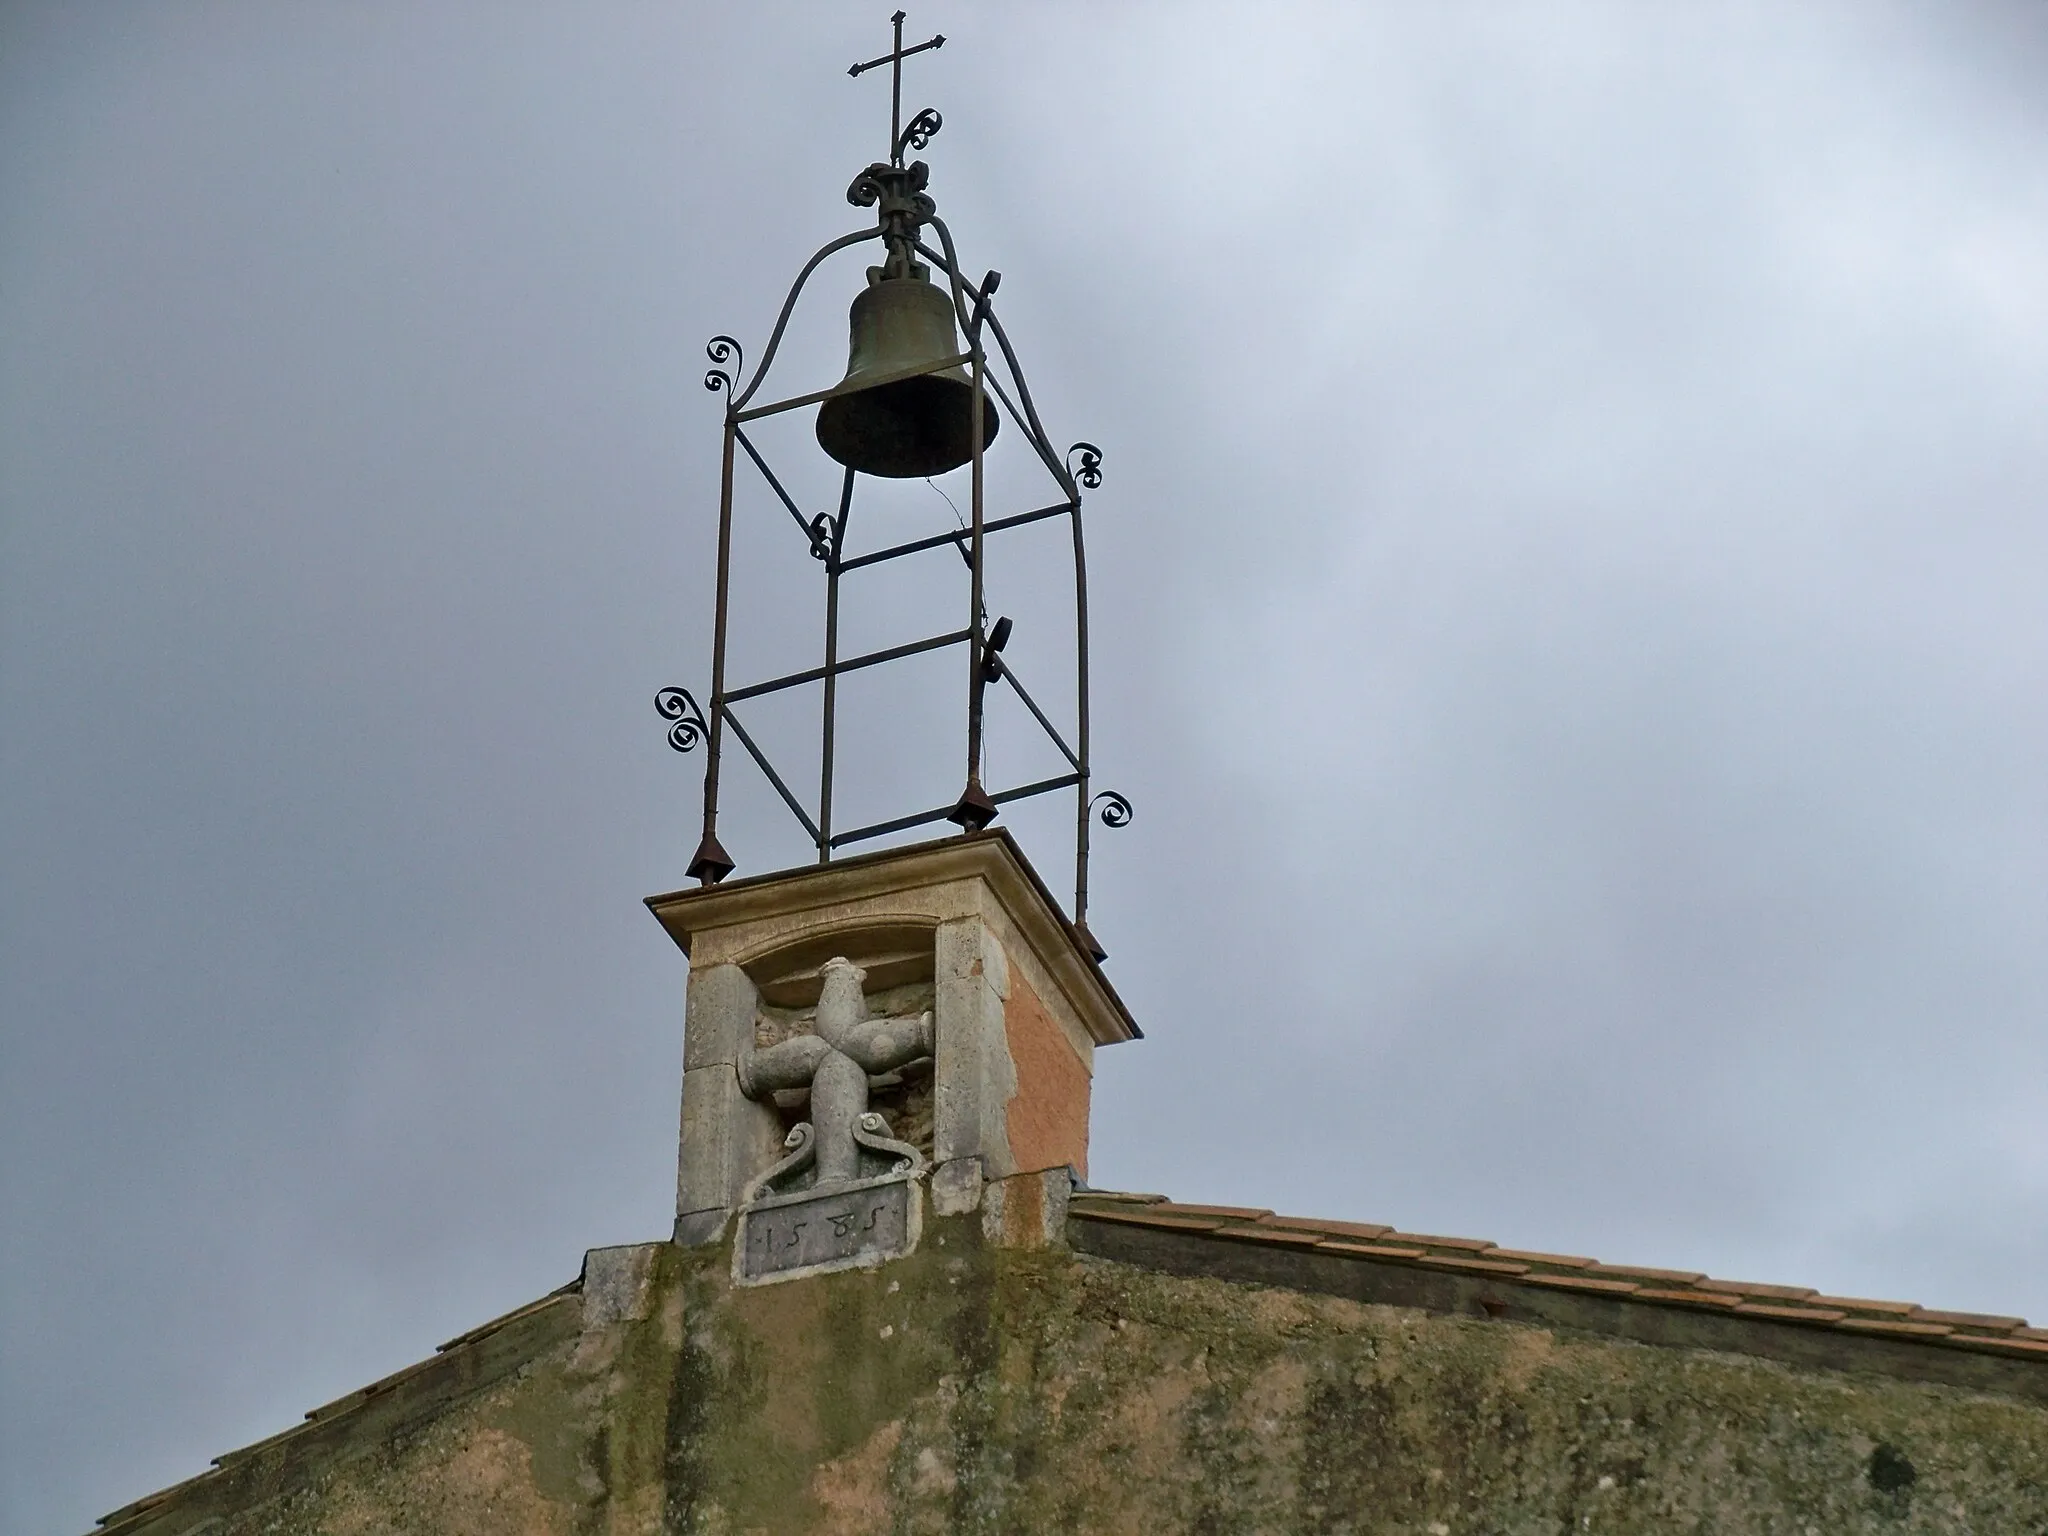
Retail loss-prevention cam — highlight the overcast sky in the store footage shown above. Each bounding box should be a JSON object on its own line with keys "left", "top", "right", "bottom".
{"left": 5, "top": 3, "right": 2047, "bottom": 1530}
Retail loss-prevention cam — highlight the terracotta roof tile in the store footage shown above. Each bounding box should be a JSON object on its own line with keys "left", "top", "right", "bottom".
{"left": 1581, "top": 1261, "right": 1712, "bottom": 1286}
{"left": 210, "top": 1418, "right": 317, "bottom": 1467}
{"left": 1808, "top": 1294, "right": 1919, "bottom": 1315}
{"left": 1259, "top": 1215, "right": 1393, "bottom": 1240}
{"left": 98, "top": 1472, "right": 216, "bottom": 1528}
{"left": 93, "top": 1282, "right": 586, "bottom": 1534}
{"left": 435, "top": 1283, "right": 579, "bottom": 1353}
{"left": 1068, "top": 1191, "right": 2046, "bottom": 1374}
{"left": 1077, "top": 1205, "right": 1230, "bottom": 1233}
{"left": 1586, "top": 1263, "right": 1706, "bottom": 1284}
{"left": 1695, "top": 1279, "right": 1817, "bottom": 1301}
{"left": 1636, "top": 1288, "right": 1742, "bottom": 1309}
{"left": 1317, "top": 1241, "right": 1426, "bottom": 1260}
{"left": 1417, "top": 1255, "right": 1531, "bottom": 1277}
{"left": 1952, "top": 1334, "right": 2048, "bottom": 1358}
{"left": 1733, "top": 1303, "right": 1848, "bottom": 1324}
{"left": 304, "top": 1391, "right": 367, "bottom": 1423}
{"left": 1527, "top": 1273, "right": 1641, "bottom": 1296}
{"left": 302, "top": 1355, "right": 435, "bottom": 1423}
{"left": 1911, "top": 1308, "right": 2027, "bottom": 1332}
{"left": 1155, "top": 1203, "right": 1274, "bottom": 1221}
{"left": 1212, "top": 1223, "right": 1326, "bottom": 1249}
{"left": 1488, "top": 1248, "right": 1596, "bottom": 1268}
{"left": 1381, "top": 1231, "right": 1497, "bottom": 1252}
{"left": 1837, "top": 1318, "right": 1956, "bottom": 1339}
{"left": 1068, "top": 1191, "right": 1168, "bottom": 1206}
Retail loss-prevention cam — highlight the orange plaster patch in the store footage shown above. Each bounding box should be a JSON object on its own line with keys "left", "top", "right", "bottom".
{"left": 811, "top": 1418, "right": 904, "bottom": 1535}
{"left": 1003, "top": 962, "right": 1091, "bottom": 1178}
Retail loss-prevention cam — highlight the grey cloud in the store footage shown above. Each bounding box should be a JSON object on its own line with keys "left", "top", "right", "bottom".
{"left": 5, "top": 4, "right": 2046, "bottom": 1531}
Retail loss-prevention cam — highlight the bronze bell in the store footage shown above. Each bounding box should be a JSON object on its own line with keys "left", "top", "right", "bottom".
{"left": 816, "top": 266, "right": 998, "bottom": 478}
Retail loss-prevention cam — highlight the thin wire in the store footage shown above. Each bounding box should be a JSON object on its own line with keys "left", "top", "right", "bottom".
{"left": 926, "top": 476, "right": 987, "bottom": 622}
{"left": 928, "top": 475, "right": 995, "bottom": 783}
{"left": 926, "top": 474, "right": 968, "bottom": 535}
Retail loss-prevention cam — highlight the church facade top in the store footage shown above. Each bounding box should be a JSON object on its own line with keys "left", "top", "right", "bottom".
{"left": 655, "top": 11, "right": 1129, "bottom": 960}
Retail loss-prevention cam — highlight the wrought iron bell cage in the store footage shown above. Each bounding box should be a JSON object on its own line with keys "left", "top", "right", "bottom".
{"left": 658, "top": 13, "right": 1128, "bottom": 955}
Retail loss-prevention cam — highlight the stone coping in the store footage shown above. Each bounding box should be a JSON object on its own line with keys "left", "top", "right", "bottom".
{"left": 1068, "top": 1193, "right": 2048, "bottom": 1400}
{"left": 89, "top": 1275, "right": 588, "bottom": 1536}
{"left": 101, "top": 1195, "right": 2045, "bottom": 1532}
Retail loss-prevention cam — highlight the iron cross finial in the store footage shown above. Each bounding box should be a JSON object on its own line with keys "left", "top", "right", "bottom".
{"left": 848, "top": 10, "right": 946, "bottom": 166}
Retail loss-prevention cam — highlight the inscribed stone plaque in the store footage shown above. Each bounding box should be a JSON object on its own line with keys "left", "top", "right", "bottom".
{"left": 737, "top": 1175, "right": 917, "bottom": 1283}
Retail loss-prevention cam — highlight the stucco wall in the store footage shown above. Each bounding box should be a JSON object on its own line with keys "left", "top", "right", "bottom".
{"left": 133, "top": 1215, "right": 2048, "bottom": 1536}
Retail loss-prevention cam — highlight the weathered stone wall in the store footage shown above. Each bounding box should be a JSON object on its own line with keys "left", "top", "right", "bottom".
{"left": 150, "top": 1217, "right": 2048, "bottom": 1536}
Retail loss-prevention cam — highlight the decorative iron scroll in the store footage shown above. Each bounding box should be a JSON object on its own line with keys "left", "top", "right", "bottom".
{"left": 806, "top": 512, "right": 835, "bottom": 562}
{"left": 895, "top": 108, "right": 942, "bottom": 160}
{"left": 1090, "top": 789, "right": 1132, "bottom": 828}
{"left": 655, "top": 687, "right": 709, "bottom": 752}
{"left": 1067, "top": 442, "right": 1103, "bottom": 490}
{"left": 846, "top": 158, "right": 935, "bottom": 222}
{"left": 704, "top": 336, "right": 743, "bottom": 396}
{"left": 846, "top": 166, "right": 888, "bottom": 207}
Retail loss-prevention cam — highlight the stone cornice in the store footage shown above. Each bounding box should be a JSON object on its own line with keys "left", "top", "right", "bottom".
{"left": 645, "top": 832, "right": 1142, "bottom": 1045}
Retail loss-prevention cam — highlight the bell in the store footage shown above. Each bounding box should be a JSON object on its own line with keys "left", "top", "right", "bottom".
{"left": 816, "top": 267, "right": 998, "bottom": 478}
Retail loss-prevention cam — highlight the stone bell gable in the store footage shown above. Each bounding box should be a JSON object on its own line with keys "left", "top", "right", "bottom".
{"left": 80, "top": 836, "right": 2048, "bottom": 1535}
{"left": 645, "top": 831, "right": 1139, "bottom": 1268}
{"left": 83, "top": 843, "right": 2048, "bottom": 1536}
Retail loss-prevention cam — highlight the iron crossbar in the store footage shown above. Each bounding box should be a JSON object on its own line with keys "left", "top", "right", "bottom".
{"left": 836, "top": 499, "right": 1074, "bottom": 573}
{"left": 734, "top": 427, "right": 819, "bottom": 547}
{"left": 992, "top": 658, "right": 1080, "bottom": 772}
{"left": 724, "top": 627, "right": 971, "bottom": 705}
{"left": 828, "top": 771, "right": 1082, "bottom": 850}
{"left": 717, "top": 702, "right": 823, "bottom": 845}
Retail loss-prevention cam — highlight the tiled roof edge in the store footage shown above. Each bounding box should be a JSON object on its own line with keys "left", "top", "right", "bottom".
{"left": 90, "top": 1278, "right": 585, "bottom": 1536}
{"left": 1068, "top": 1196, "right": 2048, "bottom": 1401}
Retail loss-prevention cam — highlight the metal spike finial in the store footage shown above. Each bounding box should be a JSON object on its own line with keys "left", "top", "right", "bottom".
{"left": 687, "top": 833, "right": 735, "bottom": 885}
{"left": 945, "top": 781, "right": 999, "bottom": 833}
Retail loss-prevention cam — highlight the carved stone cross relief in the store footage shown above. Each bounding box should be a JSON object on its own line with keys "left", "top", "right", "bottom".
{"left": 737, "top": 956, "right": 931, "bottom": 1199}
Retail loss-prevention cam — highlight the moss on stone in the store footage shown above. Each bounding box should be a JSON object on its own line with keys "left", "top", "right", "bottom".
{"left": 151, "top": 1229, "right": 2048, "bottom": 1536}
